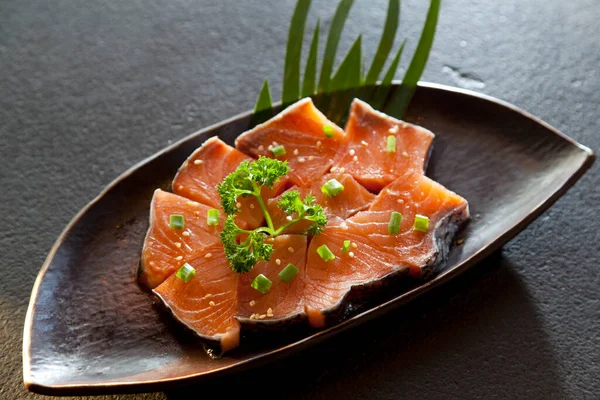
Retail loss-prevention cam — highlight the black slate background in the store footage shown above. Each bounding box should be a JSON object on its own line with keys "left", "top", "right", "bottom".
{"left": 1, "top": 0, "right": 598, "bottom": 399}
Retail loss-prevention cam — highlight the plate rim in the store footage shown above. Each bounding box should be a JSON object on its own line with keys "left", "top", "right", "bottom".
{"left": 22, "top": 81, "right": 596, "bottom": 395}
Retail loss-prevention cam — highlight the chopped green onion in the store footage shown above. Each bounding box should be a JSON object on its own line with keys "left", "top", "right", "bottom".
{"left": 413, "top": 214, "right": 429, "bottom": 232}
{"left": 270, "top": 145, "right": 286, "bottom": 158}
{"left": 317, "top": 244, "right": 335, "bottom": 262}
{"left": 386, "top": 135, "right": 396, "bottom": 153}
{"left": 342, "top": 240, "right": 351, "bottom": 254}
{"left": 207, "top": 209, "right": 219, "bottom": 226}
{"left": 251, "top": 274, "right": 273, "bottom": 294}
{"left": 176, "top": 263, "right": 195, "bottom": 283}
{"left": 321, "top": 178, "right": 344, "bottom": 198}
{"left": 170, "top": 214, "right": 184, "bottom": 230}
{"left": 278, "top": 264, "right": 299, "bottom": 283}
{"left": 323, "top": 124, "right": 335, "bottom": 138}
{"left": 388, "top": 211, "right": 403, "bottom": 235}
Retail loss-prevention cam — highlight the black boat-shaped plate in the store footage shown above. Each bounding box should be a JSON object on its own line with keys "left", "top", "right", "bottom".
{"left": 23, "top": 83, "right": 594, "bottom": 396}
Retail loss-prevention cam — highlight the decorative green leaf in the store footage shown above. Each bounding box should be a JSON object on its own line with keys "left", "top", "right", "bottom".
{"left": 282, "top": 0, "right": 312, "bottom": 104}
{"left": 365, "top": 0, "right": 400, "bottom": 85}
{"left": 330, "top": 35, "right": 362, "bottom": 91}
{"left": 384, "top": 0, "right": 441, "bottom": 117}
{"left": 251, "top": 79, "right": 273, "bottom": 126}
{"left": 382, "top": 39, "right": 406, "bottom": 85}
{"left": 301, "top": 19, "right": 320, "bottom": 98}
{"left": 318, "top": 0, "right": 354, "bottom": 93}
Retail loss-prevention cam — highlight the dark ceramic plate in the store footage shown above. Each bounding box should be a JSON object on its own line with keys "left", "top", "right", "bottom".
{"left": 23, "top": 83, "right": 594, "bottom": 396}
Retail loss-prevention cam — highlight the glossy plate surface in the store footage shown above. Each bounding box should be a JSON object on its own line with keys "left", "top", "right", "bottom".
{"left": 23, "top": 83, "right": 594, "bottom": 396}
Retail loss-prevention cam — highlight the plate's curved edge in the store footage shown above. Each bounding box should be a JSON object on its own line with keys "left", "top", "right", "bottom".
{"left": 23, "top": 82, "right": 596, "bottom": 395}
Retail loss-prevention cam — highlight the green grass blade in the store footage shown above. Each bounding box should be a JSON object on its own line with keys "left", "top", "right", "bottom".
{"left": 282, "top": 0, "right": 312, "bottom": 104}
{"left": 318, "top": 0, "right": 354, "bottom": 93}
{"left": 384, "top": 0, "right": 440, "bottom": 117}
{"left": 381, "top": 39, "right": 406, "bottom": 85}
{"left": 330, "top": 35, "right": 362, "bottom": 91}
{"left": 301, "top": 19, "right": 320, "bottom": 98}
{"left": 365, "top": 0, "right": 400, "bottom": 85}
{"left": 252, "top": 79, "right": 273, "bottom": 126}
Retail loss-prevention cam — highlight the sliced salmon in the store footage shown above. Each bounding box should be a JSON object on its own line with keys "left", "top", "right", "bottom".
{"left": 304, "top": 172, "right": 469, "bottom": 327}
{"left": 172, "top": 136, "right": 287, "bottom": 229}
{"left": 267, "top": 173, "right": 376, "bottom": 234}
{"left": 237, "top": 235, "right": 307, "bottom": 323}
{"left": 153, "top": 243, "right": 240, "bottom": 353}
{"left": 139, "top": 189, "right": 224, "bottom": 289}
{"left": 333, "top": 98, "right": 435, "bottom": 192}
{"left": 235, "top": 98, "right": 346, "bottom": 187}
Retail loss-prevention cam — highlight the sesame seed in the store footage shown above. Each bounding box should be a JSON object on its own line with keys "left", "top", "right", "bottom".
{"left": 267, "top": 308, "right": 273, "bottom": 316}
{"left": 402, "top": 151, "right": 409, "bottom": 157}
{"left": 183, "top": 162, "right": 189, "bottom": 168}
{"left": 205, "top": 253, "right": 212, "bottom": 258}
{"left": 258, "top": 145, "right": 265, "bottom": 151}
{"left": 174, "top": 242, "right": 182, "bottom": 248}
{"left": 275, "top": 259, "right": 281, "bottom": 265}
{"left": 149, "top": 261, "right": 156, "bottom": 266}
{"left": 250, "top": 204, "right": 255, "bottom": 209}
{"left": 339, "top": 167, "right": 345, "bottom": 173}
{"left": 401, "top": 122, "right": 409, "bottom": 128}
{"left": 349, "top": 149, "right": 356, "bottom": 156}
{"left": 175, "top": 256, "right": 183, "bottom": 261}
{"left": 351, "top": 242, "right": 358, "bottom": 249}
{"left": 288, "top": 247, "right": 294, "bottom": 253}
{"left": 298, "top": 157, "right": 306, "bottom": 163}
{"left": 194, "top": 211, "right": 200, "bottom": 216}
{"left": 330, "top": 166, "right": 338, "bottom": 173}
{"left": 286, "top": 215, "right": 293, "bottom": 221}
{"left": 205, "top": 293, "right": 212, "bottom": 298}
{"left": 186, "top": 201, "right": 199, "bottom": 206}
{"left": 316, "top": 141, "right": 322, "bottom": 147}
{"left": 249, "top": 300, "right": 256, "bottom": 307}
{"left": 182, "top": 231, "right": 190, "bottom": 237}
{"left": 235, "top": 202, "right": 242, "bottom": 209}
{"left": 259, "top": 314, "right": 267, "bottom": 319}
{"left": 456, "top": 239, "right": 464, "bottom": 245}
{"left": 389, "top": 125, "right": 399, "bottom": 134}
{"left": 293, "top": 149, "right": 299, "bottom": 156}
{"left": 272, "top": 141, "right": 278, "bottom": 146}
{"left": 397, "top": 199, "right": 403, "bottom": 204}
{"left": 209, "top": 301, "right": 216, "bottom": 307}
{"left": 353, "top": 155, "right": 358, "bottom": 162}
{"left": 177, "top": 185, "right": 184, "bottom": 190}
{"left": 348, "top": 252, "right": 355, "bottom": 258}
{"left": 268, "top": 144, "right": 273, "bottom": 151}
{"left": 249, "top": 314, "right": 255, "bottom": 320}
{"left": 361, "top": 140, "right": 369, "bottom": 146}
{"left": 308, "top": 155, "right": 314, "bottom": 161}
{"left": 340, "top": 223, "right": 348, "bottom": 230}
{"left": 193, "top": 159, "right": 203, "bottom": 165}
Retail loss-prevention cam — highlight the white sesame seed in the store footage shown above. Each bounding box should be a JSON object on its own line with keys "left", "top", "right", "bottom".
{"left": 267, "top": 307, "right": 273, "bottom": 314}
{"left": 250, "top": 204, "right": 255, "bottom": 209}
{"left": 249, "top": 300, "right": 256, "bottom": 307}
{"left": 175, "top": 256, "right": 183, "bottom": 261}
{"left": 330, "top": 166, "right": 338, "bottom": 173}
{"left": 348, "top": 252, "right": 355, "bottom": 258}
{"left": 249, "top": 314, "right": 255, "bottom": 320}
{"left": 205, "top": 253, "right": 212, "bottom": 259}
{"left": 456, "top": 239, "right": 464, "bottom": 245}
{"left": 174, "top": 242, "right": 182, "bottom": 248}
{"left": 209, "top": 301, "right": 216, "bottom": 307}
{"left": 186, "top": 201, "right": 199, "bottom": 207}
{"left": 184, "top": 162, "right": 189, "bottom": 168}
{"left": 272, "top": 141, "right": 278, "bottom": 146}
{"left": 258, "top": 314, "right": 266, "bottom": 319}
{"left": 193, "top": 159, "right": 203, "bottom": 165}
{"left": 361, "top": 140, "right": 369, "bottom": 146}
{"left": 293, "top": 149, "right": 299, "bottom": 156}
{"left": 275, "top": 259, "right": 281, "bottom": 265}
{"left": 401, "top": 122, "right": 409, "bottom": 128}
{"left": 288, "top": 247, "right": 294, "bottom": 253}
{"left": 402, "top": 151, "right": 409, "bottom": 157}
{"left": 149, "top": 261, "right": 156, "bottom": 267}
{"left": 235, "top": 202, "right": 242, "bottom": 209}
{"left": 339, "top": 167, "right": 345, "bottom": 173}
{"left": 316, "top": 141, "right": 322, "bottom": 147}
{"left": 268, "top": 144, "right": 273, "bottom": 151}
{"left": 177, "top": 185, "right": 184, "bottom": 190}
{"left": 258, "top": 145, "right": 265, "bottom": 152}
{"left": 182, "top": 231, "right": 190, "bottom": 237}
{"left": 308, "top": 155, "right": 314, "bottom": 161}
{"left": 389, "top": 125, "right": 399, "bottom": 134}
{"left": 286, "top": 215, "right": 293, "bottom": 221}
{"left": 353, "top": 155, "right": 358, "bottom": 162}
{"left": 340, "top": 223, "right": 348, "bottom": 230}
{"left": 298, "top": 157, "right": 306, "bottom": 163}
{"left": 205, "top": 293, "right": 212, "bottom": 298}
{"left": 349, "top": 149, "right": 356, "bottom": 156}
{"left": 194, "top": 211, "right": 200, "bottom": 216}
{"left": 351, "top": 242, "right": 358, "bottom": 249}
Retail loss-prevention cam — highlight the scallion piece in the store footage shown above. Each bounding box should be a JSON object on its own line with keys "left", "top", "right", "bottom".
{"left": 413, "top": 214, "right": 429, "bottom": 232}
{"left": 170, "top": 214, "right": 184, "bottom": 230}
{"left": 270, "top": 145, "right": 286, "bottom": 158}
{"left": 321, "top": 178, "right": 344, "bottom": 198}
{"left": 251, "top": 274, "right": 273, "bottom": 294}
{"left": 323, "top": 124, "right": 335, "bottom": 138}
{"left": 386, "top": 135, "right": 396, "bottom": 153}
{"left": 207, "top": 208, "right": 219, "bottom": 226}
{"left": 176, "top": 263, "right": 195, "bottom": 283}
{"left": 278, "top": 263, "right": 299, "bottom": 283}
{"left": 342, "top": 240, "right": 351, "bottom": 254}
{"left": 317, "top": 244, "right": 335, "bottom": 262}
{"left": 388, "top": 211, "right": 403, "bottom": 235}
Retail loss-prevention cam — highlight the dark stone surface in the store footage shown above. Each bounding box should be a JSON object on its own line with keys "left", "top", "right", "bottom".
{"left": 1, "top": 0, "right": 597, "bottom": 398}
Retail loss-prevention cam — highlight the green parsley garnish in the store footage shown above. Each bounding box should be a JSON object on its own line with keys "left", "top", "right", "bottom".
{"left": 217, "top": 157, "right": 327, "bottom": 273}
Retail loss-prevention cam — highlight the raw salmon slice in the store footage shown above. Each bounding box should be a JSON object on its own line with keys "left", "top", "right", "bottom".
{"left": 237, "top": 235, "right": 307, "bottom": 324}
{"left": 172, "top": 137, "right": 286, "bottom": 229}
{"left": 267, "top": 173, "right": 376, "bottom": 234}
{"left": 304, "top": 172, "right": 469, "bottom": 327}
{"left": 235, "top": 98, "right": 346, "bottom": 187}
{"left": 153, "top": 243, "right": 240, "bottom": 353}
{"left": 140, "top": 189, "right": 224, "bottom": 289}
{"left": 333, "top": 98, "right": 435, "bottom": 192}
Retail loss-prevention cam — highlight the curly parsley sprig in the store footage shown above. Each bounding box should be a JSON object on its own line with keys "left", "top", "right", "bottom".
{"left": 217, "top": 157, "right": 327, "bottom": 273}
